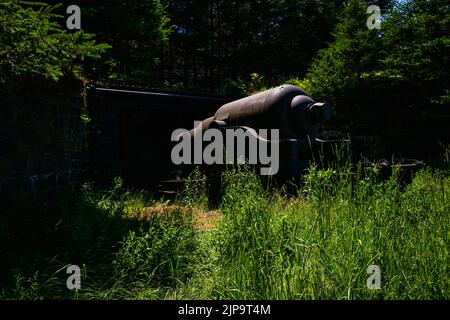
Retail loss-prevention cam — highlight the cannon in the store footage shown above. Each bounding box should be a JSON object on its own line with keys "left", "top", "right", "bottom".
{"left": 163, "top": 85, "right": 424, "bottom": 197}
{"left": 174, "top": 85, "right": 334, "bottom": 175}
{"left": 195, "top": 84, "right": 332, "bottom": 138}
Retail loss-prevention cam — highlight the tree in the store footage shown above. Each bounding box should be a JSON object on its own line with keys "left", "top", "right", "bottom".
{"left": 381, "top": 0, "right": 450, "bottom": 108}
{"left": 47, "top": 0, "right": 172, "bottom": 86}
{"left": 304, "top": 0, "right": 449, "bottom": 114}
{"left": 298, "top": 0, "right": 449, "bottom": 158}
{"left": 0, "top": 1, "right": 110, "bottom": 85}
{"left": 303, "top": 0, "right": 389, "bottom": 107}
{"left": 162, "top": 0, "right": 348, "bottom": 94}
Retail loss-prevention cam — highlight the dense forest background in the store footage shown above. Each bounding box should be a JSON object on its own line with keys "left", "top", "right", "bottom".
{"left": 2, "top": 0, "right": 448, "bottom": 103}
{"left": 1, "top": 0, "right": 449, "bottom": 157}
{"left": 42, "top": 0, "right": 449, "bottom": 106}
{"left": 2, "top": 0, "right": 449, "bottom": 100}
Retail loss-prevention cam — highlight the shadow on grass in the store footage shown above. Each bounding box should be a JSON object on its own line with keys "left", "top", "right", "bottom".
{"left": 0, "top": 179, "right": 196, "bottom": 299}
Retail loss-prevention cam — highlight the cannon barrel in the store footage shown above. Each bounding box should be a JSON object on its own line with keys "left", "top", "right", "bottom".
{"left": 177, "top": 85, "right": 333, "bottom": 175}
{"left": 189, "top": 84, "right": 332, "bottom": 140}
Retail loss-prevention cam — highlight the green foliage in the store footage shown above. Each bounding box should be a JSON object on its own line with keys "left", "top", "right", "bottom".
{"left": 246, "top": 73, "right": 265, "bottom": 94}
{"left": 65, "top": 178, "right": 147, "bottom": 255}
{"left": 1, "top": 273, "right": 42, "bottom": 300}
{"left": 285, "top": 77, "right": 313, "bottom": 95}
{"left": 75, "top": 0, "right": 171, "bottom": 85}
{"left": 1, "top": 0, "right": 448, "bottom": 301}
{"left": 113, "top": 209, "right": 195, "bottom": 287}
{"left": 0, "top": 1, "right": 110, "bottom": 83}
{"left": 380, "top": 0, "right": 450, "bottom": 107}
{"left": 301, "top": 0, "right": 450, "bottom": 114}
{"left": 302, "top": 166, "right": 336, "bottom": 201}
{"left": 162, "top": 0, "right": 347, "bottom": 93}
{"left": 178, "top": 167, "right": 208, "bottom": 208}
{"left": 0, "top": 177, "right": 196, "bottom": 299}
{"left": 221, "top": 73, "right": 268, "bottom": 96}
{"left": 208, "top": 164, "right": 449, "bottom": 299}
{"left": 302, "top": 0, "right": 383, "bottom": 103}
{"left": 2, "top": 163, "right": 449, "bottom": 299}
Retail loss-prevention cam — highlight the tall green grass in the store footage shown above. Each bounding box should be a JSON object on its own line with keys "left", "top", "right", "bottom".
{"left": 203, "top": 165, "right": 449, "bottom": 299}
{"left": 1, "top": 161, "right": 448, "bottom": 300}
{"left": 0, "top": 178, "right": 196, "bottom": 299}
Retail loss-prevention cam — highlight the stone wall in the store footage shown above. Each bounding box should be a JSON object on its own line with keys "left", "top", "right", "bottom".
{"left": 0, "top": 77, "right": 88, "bottom": 199}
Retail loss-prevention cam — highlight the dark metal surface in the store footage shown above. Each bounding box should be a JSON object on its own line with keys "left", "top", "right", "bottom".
{"left": 181, "top": 85, "right": 333, "bottom": 175}
{"left": 189, "top": 85, "right": 332, "bottom": 140}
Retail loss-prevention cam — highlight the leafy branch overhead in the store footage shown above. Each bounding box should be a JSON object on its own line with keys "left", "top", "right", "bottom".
{"left": 0, "top": 1, "right": 111, "bottom": 83}
{"left": 304, "top": 0, "right": 450, "bottom": 109}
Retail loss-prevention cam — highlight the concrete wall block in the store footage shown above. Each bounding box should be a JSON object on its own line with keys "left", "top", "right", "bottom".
{"left": 0, "top": 81, "right": 89, "bottom": 198}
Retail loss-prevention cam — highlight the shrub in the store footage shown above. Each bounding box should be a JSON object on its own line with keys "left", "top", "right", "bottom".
{"left": 0, "top": 1, "right": 110, "bottom": 83}
{"left": 113, "top": 208, "right": 196, "bottom": 287}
